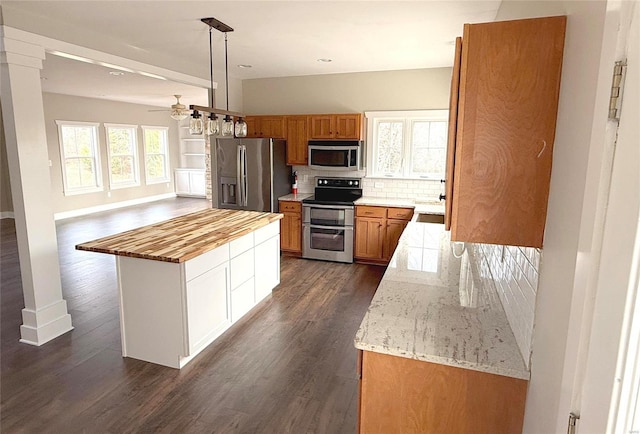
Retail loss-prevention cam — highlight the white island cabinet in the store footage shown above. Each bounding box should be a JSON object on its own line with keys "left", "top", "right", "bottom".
{"left": 77, "top": 209, "right": 282, "bottom": 369}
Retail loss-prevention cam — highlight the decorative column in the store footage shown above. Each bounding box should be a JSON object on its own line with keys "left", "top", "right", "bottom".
{"left": 0, "top": 26, "right": 73, "bottom": 345}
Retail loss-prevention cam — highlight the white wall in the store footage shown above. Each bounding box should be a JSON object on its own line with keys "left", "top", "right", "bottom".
{"left": 43, "top": 93, "right": 181, "bottom": 214}
{"left": 242, "top": 68, "right": 452, "bottom": 115}
{"left": 494, "top": 1, "right": 611, "bottom": 432}
{"left": 0, "top": 104, "right": 13, "bottom": 216}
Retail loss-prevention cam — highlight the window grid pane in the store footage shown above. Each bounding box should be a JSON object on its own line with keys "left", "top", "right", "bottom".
{"left": 410, "top": 120, "right": 447, "bottom": 177}
{"left": 375, "top": 121, "right": 404, "bottom": 175}
{"left": 107, "top": 127, "right": 138, "bottom": 186}
{"left": 143, "top": 127, "right": 169, "bottom": 183}
{"left": 59, "top": 124, "right": 100, "bottom": 194}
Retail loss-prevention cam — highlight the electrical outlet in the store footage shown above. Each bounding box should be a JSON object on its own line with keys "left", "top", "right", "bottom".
{"left": 374, "top": 182, "right": 384, "bottom": 188}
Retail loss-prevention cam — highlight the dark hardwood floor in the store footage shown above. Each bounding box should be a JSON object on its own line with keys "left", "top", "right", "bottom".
{"left": 0, "top": 198, "right": 383, "bottom": 433}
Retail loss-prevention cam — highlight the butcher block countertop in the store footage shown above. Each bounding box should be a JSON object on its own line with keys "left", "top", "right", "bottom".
{"left": 76, "top": 209, "right": 283, "bottom": 263}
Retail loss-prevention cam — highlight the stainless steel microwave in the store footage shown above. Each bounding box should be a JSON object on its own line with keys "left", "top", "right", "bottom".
{"left": 308, "top": 140, "right": 361, "bottom": 171}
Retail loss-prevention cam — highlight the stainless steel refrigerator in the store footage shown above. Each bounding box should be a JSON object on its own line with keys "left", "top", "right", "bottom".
{"left": 214, "top": 138, "right": 291, "bottom": 212}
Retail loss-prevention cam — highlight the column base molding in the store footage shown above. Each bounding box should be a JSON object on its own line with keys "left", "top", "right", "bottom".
{"left": 19, "top": 300, "right": 73, "bottom": 346}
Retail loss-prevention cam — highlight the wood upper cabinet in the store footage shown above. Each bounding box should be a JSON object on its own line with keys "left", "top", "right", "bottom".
{"left": 285, "top": 115, "right": 309, "bottom": 166}
{"left": 309, "top": 113, "right": 362, "bottom": 140}
{"left": 245, "top": 115, "right": 285, "bottom": 138}
{"left": 355, "top": 206, "right": 414, "bottom": 264}
{"left": 446, "top": 16, "right": 566, "bottom": 248}
{"left": 279, "top": 201, "right": 302, "bottom": 254}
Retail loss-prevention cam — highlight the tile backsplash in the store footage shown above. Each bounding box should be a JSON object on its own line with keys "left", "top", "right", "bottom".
{"left": 468, "top": 243, "right": 540, "bottom": 368}
{"left": 292, "top": 166, "right": 444, "bottom": 202}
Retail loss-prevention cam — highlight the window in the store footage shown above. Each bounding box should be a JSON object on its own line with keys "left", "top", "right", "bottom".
{"left": 365, "top": 110, "right": 448, "bottom": 179}
{"left": 142, "top": 126, "right": 170, "bottom": 184}
{"left": 105, "top": 124, "right": 139, "bottom": 188}
{"left": 56, "top": 121, "right": 102, "bottom": 195}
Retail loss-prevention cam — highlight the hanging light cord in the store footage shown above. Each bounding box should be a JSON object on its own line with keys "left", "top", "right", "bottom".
{"left": 208, "top": 26, "right": 214, "bottom": 109}
{"left": 224, "top": 32, "right": 229, "bottom": 113}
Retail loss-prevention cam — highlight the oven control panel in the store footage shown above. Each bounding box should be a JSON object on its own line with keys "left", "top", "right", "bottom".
{"left": 316, "top": 177, "right": 360, "bottom": 188}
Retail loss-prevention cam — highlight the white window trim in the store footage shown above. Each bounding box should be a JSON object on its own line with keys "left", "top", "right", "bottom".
{"left": 364, "top": 110, "right": 449, "bottom": 180}
{"left": 141, "top": 125, "right": 170, "bottom": 184}
{"left": 55, "top": 120, "right": 103, "bottom": 196}
{"left": 105, "top": 123, "right": 140, "bottom": 189}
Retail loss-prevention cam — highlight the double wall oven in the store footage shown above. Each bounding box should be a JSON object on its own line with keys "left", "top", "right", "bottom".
{"left": 302, "top": 177, "right": 362, "bottom": 263}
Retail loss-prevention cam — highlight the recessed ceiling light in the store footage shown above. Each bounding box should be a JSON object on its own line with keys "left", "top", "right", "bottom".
{"left": 109, "top": 71, "right": 125, "bottom": 76}
{"left": 317, "top": 58, "right": 332, "bottom": 63}
{"left": 237, "top": 64, "right": 252, "bottom": 69}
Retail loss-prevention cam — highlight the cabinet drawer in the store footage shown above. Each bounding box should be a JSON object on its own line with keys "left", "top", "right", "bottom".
{"left": 255, "top": 221, "right": 280, "bottom": 245}
{"left": 230, "top": 232, "right": 254, "bottom": 258}
{"left": 184, "top": 244, "right": 229, "bottom": 282}
{"left": 387, "top": 207, "right": 414, "bottom": 221}
{"left": 231, "top": 277, "right": 255, "bottom": 322}
{"left": 356, "top": 206, "right": 386, "bottom": 218}
{"left": 279, "top": 201, "right": 301, "bottom": 213}
{"left": 230, "top": 248, "right": 255, "bottom": 289}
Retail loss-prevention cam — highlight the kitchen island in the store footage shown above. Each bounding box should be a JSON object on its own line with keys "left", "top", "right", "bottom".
{"left": 354, "top": 220, "right": 528, "bottom": 433}
{"left": 77, "top": 209, "right": 283, "bottom": 369}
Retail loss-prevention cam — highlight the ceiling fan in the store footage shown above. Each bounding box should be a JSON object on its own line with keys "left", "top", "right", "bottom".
{"left": 148, "top": 95, "right": 190, "bottom": 121}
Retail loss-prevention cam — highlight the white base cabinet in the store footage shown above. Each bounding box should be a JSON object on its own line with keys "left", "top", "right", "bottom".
{"left": 175, "top": 168, "right": 206, "bottom": 197}
{"left": 117, "top": 221, "right": 281, "bottom": 369}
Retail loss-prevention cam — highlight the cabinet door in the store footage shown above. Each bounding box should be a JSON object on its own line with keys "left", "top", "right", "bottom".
{"left": 231, "top": 277, "right": 255, "bottom": 322}
{"left": 261, "top": 116, "right": 285, "bottom": 139}
{"left": 355, "top": 217, "right": 385, "bottom": 260}
{"left": 445, "top": 37, "right": 462, "bottom": 231}
{"left": 244, "top": 116, "right": 260, "bottom": 138}
{"left": 280, "top": 212, "right": 301, "bottom": 253}
{"left": 384, "top": 220, "right": 408, "bottom": 261}
{"left": 335, "top": 114, "right": 362, "bottom": 139}
{"left": 189, "top": 170, "right": 206, "bottom": 196}
{"left": 175, "top": 170, "right": 191, "bottom": 195}
{"left": 255, "top": 235, "right": 280, "bottom": 301}
{"left": 309, "top": 115, "right": 335, "bottom": 139}
{"left": 186, "top": 262, "right": 230, "bottom": 355}
{"left": 285, "top": 115, "right": 309, "bottom": 165}
{"left": 451, "top": 17, "right": 566, "bottom": 248}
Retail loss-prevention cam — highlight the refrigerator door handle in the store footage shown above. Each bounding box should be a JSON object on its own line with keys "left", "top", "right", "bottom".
{"left": 242, "top": 145, "right": 248, "bottom": 206}
{"left": 236, "top": 145, "right": 243, "bottom": 207}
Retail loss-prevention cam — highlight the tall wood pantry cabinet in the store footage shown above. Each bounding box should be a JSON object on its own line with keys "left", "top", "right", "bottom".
{"left": 445, "top": 16, "right": 567, "bottom": 248}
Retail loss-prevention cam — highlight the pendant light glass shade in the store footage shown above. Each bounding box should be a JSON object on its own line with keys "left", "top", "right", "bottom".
{"left": 189, "top": 111, "right": 203, "bottom": 135}
{"left": 235, "top": 117, "right": 248, "bottom": 138}
{"left": 205, "top": 113, "right": 220, "bottom": 136}
{"left": 221, "top": 115, "right": 234, "bottom": 137}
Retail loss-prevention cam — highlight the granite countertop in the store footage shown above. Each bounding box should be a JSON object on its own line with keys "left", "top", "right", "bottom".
{"left": 354, "top": 222, "right": 529, "bottom": 380}
{"left": 355, "top": 197, "right": 445, "bottom": 215}
{"left": 76, "top": 209, "right": 283, "bottom": 263}
{"left": 278, "top": 193, "right": 312, "bottom": 202}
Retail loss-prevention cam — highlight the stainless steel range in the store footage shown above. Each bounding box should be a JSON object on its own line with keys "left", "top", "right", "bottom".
{"left": 302, "top": 177, "right": 362, "bottom": 263}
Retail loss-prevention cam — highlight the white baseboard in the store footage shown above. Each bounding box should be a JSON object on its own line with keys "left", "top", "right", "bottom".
{"left": 1, "top": 211, "right": 15, "bottom": 219}
{"left": 54, "top": 193, "right": 178, "bottom": 221}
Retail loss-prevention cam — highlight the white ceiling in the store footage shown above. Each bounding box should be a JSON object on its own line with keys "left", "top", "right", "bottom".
{"left": 3, "top": 1, "right": 502, "bottom": 108}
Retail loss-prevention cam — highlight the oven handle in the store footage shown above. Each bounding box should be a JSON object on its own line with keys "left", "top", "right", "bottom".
{"left": 302, "top": 204, "right": 354, "bottom": 210}
{"left": 304, "top": 224, "right": 354, "bottom": 231}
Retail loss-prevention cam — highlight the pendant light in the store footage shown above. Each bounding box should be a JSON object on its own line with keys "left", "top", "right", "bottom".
{"left": 205, "top": 113, "right": 220, "bottom": 136}
{"left": 189, "top": 110, "right": 203, "bottom": 135}
{"left": 190, "top": 17, "right": 247, "bottom": 137}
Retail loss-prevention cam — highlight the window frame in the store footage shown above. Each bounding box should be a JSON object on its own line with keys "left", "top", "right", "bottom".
{"left": 105, "top": 123, "right": 140, "bottom": 189}
{"left": 141, "top": 125, "right": 170, "bottom": 185}
{"left": 364, "top": 110, "right": 449, "bottom": 180}
{"left": 55, "top": 120, "right": 103, "bottom": 196}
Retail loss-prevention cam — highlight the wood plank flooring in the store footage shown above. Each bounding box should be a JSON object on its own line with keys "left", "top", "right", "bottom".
{"left": 0, "top": 198, "right": 384, "bottom": 433}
